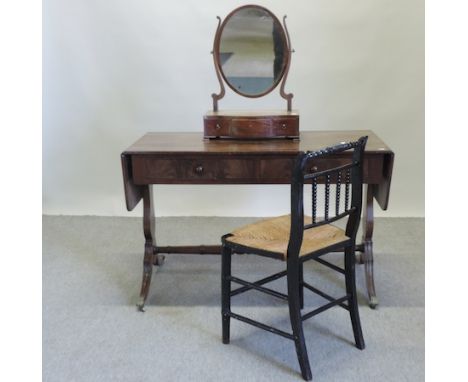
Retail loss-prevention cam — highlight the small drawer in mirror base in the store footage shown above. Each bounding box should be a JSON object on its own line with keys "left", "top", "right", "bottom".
{"left": 203, "top": 111, "right": 299, "bottom": 139}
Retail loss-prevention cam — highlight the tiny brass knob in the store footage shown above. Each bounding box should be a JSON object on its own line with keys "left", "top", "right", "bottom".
{"left": 311, "top": 166, "right": 318, "bottom": 172}
{"left": 215, "top": 123, "right": 221, "bottom": 130}
{"left": 281, "top": 123, "right": 287, "bottom": 129}
{"left": 195, "top": 165, "right": 204, "bottom": 174}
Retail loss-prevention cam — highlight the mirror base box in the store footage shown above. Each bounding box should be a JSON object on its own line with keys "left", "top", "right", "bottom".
{"left": 203, "top": 111, "right": 299, "bottom": 139}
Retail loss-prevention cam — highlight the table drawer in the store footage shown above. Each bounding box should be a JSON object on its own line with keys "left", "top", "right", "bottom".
{"left": 132, "top": 156, "right": 258, "bottom": 184}
{"left": 259, "top": 155, "right": 384, "bottom": 183}
{"left": 304, "top": 155, "right": 384, "bottom": 184}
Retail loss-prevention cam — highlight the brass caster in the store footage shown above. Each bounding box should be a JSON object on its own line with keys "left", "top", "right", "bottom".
{"left": 137, "top": 298, "right": 146, "bottom": 312}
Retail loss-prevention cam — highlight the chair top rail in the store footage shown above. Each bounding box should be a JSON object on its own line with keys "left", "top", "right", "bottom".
{"left": 302, "top": 140, "right": 365, "bottom": 161}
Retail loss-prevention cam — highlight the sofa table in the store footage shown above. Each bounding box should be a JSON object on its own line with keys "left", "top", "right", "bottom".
{"left": 121, "top": 131, "right": 394, "bottom": 311}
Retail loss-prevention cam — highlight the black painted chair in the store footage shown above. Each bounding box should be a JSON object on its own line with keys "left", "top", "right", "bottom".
{"left": 221, "top": 137, "right": 368, "bottom": 380}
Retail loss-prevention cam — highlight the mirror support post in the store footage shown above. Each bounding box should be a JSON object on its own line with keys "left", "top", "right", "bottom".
{"left": 280, "top": 15, "right": 294, "bottom": 112}
{"left": 211, "top": 16, "right": 225, "bottom": 112}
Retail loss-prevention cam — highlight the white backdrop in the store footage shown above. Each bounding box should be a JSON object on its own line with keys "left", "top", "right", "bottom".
{"left": 43, "top": 0, "right": 424, "bottom": 217}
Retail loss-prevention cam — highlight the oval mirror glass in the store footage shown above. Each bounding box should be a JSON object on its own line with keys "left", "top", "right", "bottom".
{"left": 217, "top": 6, "right": 288, "bottom": 97}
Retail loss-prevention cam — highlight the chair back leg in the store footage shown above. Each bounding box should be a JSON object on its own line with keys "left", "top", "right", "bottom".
{"left": 222, "top": 245, "right": 232, "bottom": 344}
{"left": 345, "top": 245, "right": 365, "bottom": 349}
{"left": 287, "top": 260, "right": 313, "bottom": 381}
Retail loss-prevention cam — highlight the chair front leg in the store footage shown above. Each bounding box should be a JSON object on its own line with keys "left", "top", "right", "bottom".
{"left": 345, "top": 245, "right": 365, "bottom": 350}
{"left": 221, "top": 244, "right": 232, "bottom": 344}
{"left": 287, "top": 259, "right": 312, "bottom": 381}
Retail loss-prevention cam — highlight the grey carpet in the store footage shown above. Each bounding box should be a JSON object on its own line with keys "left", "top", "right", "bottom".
{"left": 43, "top": 216, "right": 424, "bottom": 381}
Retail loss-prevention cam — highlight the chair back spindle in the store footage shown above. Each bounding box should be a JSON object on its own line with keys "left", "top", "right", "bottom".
{"left": 335, "top": 171, "right": 341, "bottom": 216}
{"left": 345, "top": 169, "right": 351, "bottom": 212}
{"left": 324, "top": 174, "right": 330, "bottom": 220}
{"left": 312, "top": 179, "right": 317, "bottom": 224}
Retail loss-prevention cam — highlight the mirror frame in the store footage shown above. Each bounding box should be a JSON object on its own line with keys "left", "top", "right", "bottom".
{"left": 211, "top": 4, "right": 294, "bottom": 111}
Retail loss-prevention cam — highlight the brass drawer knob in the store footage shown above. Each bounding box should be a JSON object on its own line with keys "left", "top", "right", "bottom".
{"left": 194, "top": 165, "right": 204, "bottom": 175}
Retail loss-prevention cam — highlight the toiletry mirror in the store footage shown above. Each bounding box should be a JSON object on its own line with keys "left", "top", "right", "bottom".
{"left": 205, "top": 5, "right": 298, "bottom": 139}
